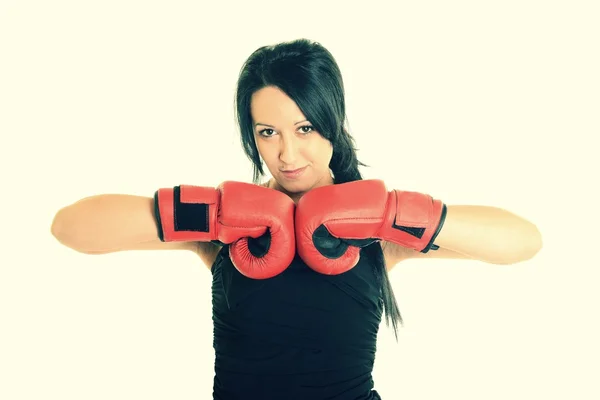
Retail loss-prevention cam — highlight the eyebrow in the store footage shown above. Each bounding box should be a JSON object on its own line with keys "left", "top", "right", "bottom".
{"left": 255, "top": 119, "right": 308, "bottom": 128}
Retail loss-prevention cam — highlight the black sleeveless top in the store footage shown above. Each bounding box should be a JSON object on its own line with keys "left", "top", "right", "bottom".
{"left": 210, "top": 244, "right": 384, "bottom": 400}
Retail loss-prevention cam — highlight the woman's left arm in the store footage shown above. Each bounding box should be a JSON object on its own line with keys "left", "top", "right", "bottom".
{"left": 429, "top": 205, "right": 543, "bottom": 265}
{"left": 384, "top": 205, "right": 543, "bottom": 267}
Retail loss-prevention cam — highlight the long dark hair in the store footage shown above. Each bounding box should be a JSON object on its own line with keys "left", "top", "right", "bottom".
{"left": 233, "top": 38, "right": 403, "bottom": 338}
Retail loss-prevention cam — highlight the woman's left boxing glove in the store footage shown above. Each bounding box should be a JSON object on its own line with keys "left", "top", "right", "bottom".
{"left": 154, "top": 181, "right": 295, "bottom": 279}
{"left": 295, "top": 179, "right": 447, "bottom": 275}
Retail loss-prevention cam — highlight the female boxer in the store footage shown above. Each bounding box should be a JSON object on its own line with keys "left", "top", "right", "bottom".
{"left": 51, "top": 38, "right": 543, "bottom": 400}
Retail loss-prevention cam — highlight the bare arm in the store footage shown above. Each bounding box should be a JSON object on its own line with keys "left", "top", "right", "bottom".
{"left": 50, "top": 194, "right": 220, "bottom": 267}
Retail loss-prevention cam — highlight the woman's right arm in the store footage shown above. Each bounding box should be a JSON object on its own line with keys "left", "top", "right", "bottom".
{"left": 50, "top": 194, "right": 221, "bottom": 268}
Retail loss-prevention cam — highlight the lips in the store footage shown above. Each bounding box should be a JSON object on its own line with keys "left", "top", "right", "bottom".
{"left": 282, "top": 167, "right": 305, "bottom": 173}
{"left": 280, "top": 166, "right": 307, "bottom": 179}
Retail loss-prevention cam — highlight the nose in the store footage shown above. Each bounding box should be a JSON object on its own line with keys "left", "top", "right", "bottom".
{"left": 279, "top": 133, "right": 300, "bottom": 166}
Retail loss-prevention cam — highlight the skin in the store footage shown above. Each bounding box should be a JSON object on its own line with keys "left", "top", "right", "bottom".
{"left": 251, "top": 86, "right": 334, "bottom": 204}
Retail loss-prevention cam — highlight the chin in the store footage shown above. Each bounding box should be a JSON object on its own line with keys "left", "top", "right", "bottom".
{"left": 277, "top": 177, "right": 314, "bottom": 193}
{"left": 279, "top": 180, "right": 308, "bottom": 193}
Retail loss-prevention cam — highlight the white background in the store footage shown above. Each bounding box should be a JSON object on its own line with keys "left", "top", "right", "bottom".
{"left": 1, "top": 1, "right": 598, "bottom": 399}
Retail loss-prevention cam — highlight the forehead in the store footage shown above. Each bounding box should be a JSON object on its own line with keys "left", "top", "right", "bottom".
{"left": 250, "top": 86, "right": 306, "bottom": 122}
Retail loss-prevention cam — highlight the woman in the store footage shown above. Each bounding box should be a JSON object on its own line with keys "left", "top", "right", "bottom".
{"left": 51, "top": 38, "right": 543, "bottom": 399}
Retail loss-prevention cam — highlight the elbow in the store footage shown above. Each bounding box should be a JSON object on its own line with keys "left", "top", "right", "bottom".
{"left": 496, "top": 226, "right": 543, "bottom": 265}
{"left": 50, "top": 209, "right": 94, "bottom": 254}
{"left": 50, "top": 209, "right": 67, "bottom": 242}
{"left": 523, "top": 224, "right": 543, "bottom": 262}
{"left": 51, "top": 210, "right": 74, "bottom": 249}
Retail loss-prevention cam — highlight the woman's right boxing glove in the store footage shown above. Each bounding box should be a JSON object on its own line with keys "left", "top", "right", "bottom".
{"left": 154, "top": 181, "right": 296, "bottom": 279}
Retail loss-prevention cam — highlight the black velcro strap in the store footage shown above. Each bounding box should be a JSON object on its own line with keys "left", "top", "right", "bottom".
{"left": 173, "top": 186, "right": 210, "bottom": 232}
{"left": 391, "top": 221, "right": 425, "bottom": 239}
{"left": 420, "top": 204, "right": 447, "bottom": 253}
{"left": 153, "top": 190, "right": 165, "bottom": 241}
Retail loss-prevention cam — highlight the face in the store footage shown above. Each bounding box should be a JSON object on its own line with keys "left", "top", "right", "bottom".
{"left": 250, "top": 86, "right": 334, "bottom": 200}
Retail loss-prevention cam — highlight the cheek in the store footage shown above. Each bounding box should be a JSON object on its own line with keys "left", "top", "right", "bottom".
{"left": 317, "top": 140, "right": 333, "bottom": 163}
{"left": 256, "top": 141, "right": 271, "bottom": 160}
{"left": 306, "top": 141, "right": 333, "bottom": 168}
{"left": 256, "top": 142, "right": 279, "bottom": 171}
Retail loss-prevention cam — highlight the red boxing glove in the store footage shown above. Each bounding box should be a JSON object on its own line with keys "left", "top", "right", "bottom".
{"left": 295, "top": 179, "right": 447, "bottom": 275}
{"left": 154, "top": 181, "right": 296, "bottom": 279}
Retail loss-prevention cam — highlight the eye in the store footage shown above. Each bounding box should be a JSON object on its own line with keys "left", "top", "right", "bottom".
{"left": 300, "top": 125, "right": 314, "bottom": 134}
{"left": 258, "top": 128, "right": 275, "bottom": 137}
